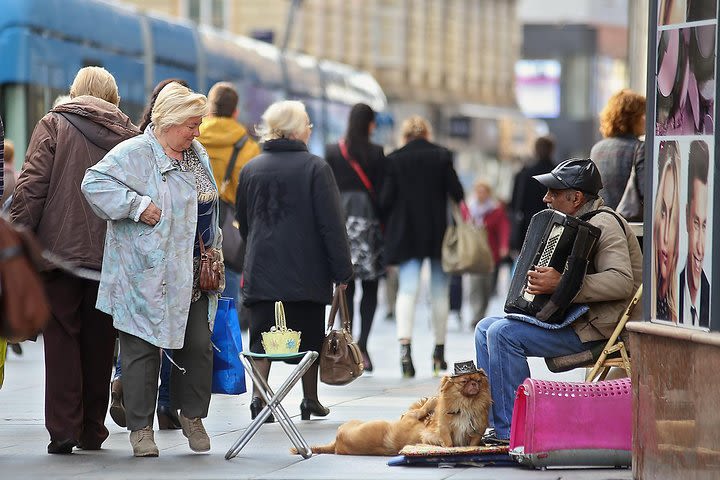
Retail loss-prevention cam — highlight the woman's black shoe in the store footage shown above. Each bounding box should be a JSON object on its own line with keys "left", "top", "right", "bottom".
{"left": 400, "top": 344, "right": 415, "bottom": 378}
{"left": 250, "top": 397, "right": 275, "bottom": 423}
{"left": 300, "top": 398, "right": 329, "bottom": 420}
{"left": 432, "top": 344, "right": 448, "bottom": 375}
{"left": 157, "top": 405, "right": 181, "bottom": 430}
{"left": 361, "top": 349, "right": 373, "bottom": 373}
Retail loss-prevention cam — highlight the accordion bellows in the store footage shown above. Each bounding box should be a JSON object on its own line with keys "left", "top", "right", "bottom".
{"left": 505, "top": 209, "right": 600, "bottom": 324}
{"left": 261, "top": 301, "right": 301, "bottom": 355}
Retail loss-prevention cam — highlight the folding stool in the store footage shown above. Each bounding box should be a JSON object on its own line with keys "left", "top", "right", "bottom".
{"left": 225, "top": 351, "right": 318, "bottom": 460}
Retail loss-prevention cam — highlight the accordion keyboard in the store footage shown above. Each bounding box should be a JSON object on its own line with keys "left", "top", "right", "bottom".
{"left": 522, "top": 224, "right": 565, "bottom": 302}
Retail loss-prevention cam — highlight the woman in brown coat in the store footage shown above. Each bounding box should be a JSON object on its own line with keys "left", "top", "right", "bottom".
{"left": 10, "top": 67, "right": 139, "bottom": 454}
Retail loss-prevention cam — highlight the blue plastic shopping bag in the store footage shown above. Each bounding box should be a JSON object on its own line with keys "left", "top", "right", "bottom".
{"left": 211, "top": 297, "right": 247, "bottom": 395}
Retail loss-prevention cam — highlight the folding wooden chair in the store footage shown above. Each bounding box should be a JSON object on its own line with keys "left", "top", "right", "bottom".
{"left": 545, "top": 285, "right": 642, "bottom": 382}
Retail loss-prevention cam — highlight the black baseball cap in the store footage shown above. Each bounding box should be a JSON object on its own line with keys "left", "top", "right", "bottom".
{"left": 533, "top": 158, "right": 603, "bottom": 196}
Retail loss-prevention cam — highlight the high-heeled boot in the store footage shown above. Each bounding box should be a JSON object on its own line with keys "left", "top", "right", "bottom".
{"left": 300, "top": 398, "right": 330, "bottom": 420}
{"left": 432, "top": 344, "right": 448, "bottom": 375}
{"left": 400, "top": 343, "right": 415, "bottom": 378}
{"left": 250, "top": 397, "right": 275, "bottom": 423}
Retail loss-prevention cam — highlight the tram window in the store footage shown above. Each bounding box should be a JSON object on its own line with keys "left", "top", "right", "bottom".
{"left": 119, "top": 100, "right": 145, "bottom": 128}
{"left": 83, "top": 59, "right": 104, "bottom": 68}
{"left": 27, "top": 85, "right": 67, "bottom": 135}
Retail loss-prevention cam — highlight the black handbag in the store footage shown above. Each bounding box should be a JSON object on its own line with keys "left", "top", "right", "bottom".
{"left": 220, "top": 135, "right": 249, "bottom": 272}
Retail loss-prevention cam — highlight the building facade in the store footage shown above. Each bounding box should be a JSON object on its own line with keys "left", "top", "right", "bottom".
{"left": 119, "top": 0, "right": 521, "bottom": 108}
{"left": 115, "top": 0, "right": 530, "bottom": 198}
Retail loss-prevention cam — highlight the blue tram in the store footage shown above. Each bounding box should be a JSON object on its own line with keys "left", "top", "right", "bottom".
{"left": 0, "top": 0, "right": 392, "bottom": 159}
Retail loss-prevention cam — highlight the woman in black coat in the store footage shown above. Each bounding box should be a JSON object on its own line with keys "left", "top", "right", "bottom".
{"left": 237, "top": 100, "right": 353, "bottom": 421}
{"left": 325, "top": 103, "right": 385, "bottom": 373}
{"left": 381, "top": 116, "right": 466, "bottom": 378}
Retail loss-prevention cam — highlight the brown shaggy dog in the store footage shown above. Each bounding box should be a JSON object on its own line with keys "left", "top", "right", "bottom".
{"left": 297, "top": 369, "right": 491, "bottom": 455}
{"left": 418, "top": 371, "right": 491, "bottom": 447}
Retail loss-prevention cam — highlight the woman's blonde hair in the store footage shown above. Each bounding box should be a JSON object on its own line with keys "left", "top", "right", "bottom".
{"left": 400, "top": 115, "right": 432, "bottom": 142}
{"left": 69, "top": 66, "right": 120, "bottom": 106}
{"left": 652, "top": 141, "right": 680, "bottom": 322}
{"left": 151, "top": 82, "right": 209, "bottom": 133}
{"left": 255, "top": 100, "right": 309, "bottom": 142}
{"left": 599, "top": 89, "right": 646, "bottom": 138}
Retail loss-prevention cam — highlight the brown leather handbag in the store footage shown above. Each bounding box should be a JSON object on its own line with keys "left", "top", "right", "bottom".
{"left": 0, "top": 219, "right": 50, "bottom": 342}
{"left": 198, "top": 234, "right": 222, "bottom": 293}
{"left": 319, "top": 288, "right": 364, "bottom": 386}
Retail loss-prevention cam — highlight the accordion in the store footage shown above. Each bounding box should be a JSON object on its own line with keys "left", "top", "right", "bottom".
{"left": 504, "top": 209, "right": 601, "bottom": 324}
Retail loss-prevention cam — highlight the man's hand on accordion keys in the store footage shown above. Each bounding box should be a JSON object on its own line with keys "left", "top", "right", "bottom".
{"left": 525, "top": 266, "right": 561, "bottom": 295}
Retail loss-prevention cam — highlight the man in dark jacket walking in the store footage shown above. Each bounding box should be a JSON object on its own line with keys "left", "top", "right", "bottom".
{"left": 10, "top": 67, "right": 140, "bottom": 454}
{"left": 508, "top": 136, "right": 555, "bottom": 253}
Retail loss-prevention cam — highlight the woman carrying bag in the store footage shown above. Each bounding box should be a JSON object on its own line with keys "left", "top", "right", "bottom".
{"left": 325, "top": 103, "right": 386, "bottom": 373}
{"left": 380, "top": 116, "right": 467, "bottom": 378}
{"left": 237, "top": 100, "right": 353, "bottom": 422}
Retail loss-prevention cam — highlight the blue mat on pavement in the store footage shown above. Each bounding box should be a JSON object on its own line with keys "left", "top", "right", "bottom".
{"left": 388, "top": 453, "right": 516, "bottom": 467}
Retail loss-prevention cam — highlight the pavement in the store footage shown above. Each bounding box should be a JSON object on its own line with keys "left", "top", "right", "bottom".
{"left": 0, "top": 269, "right": 632, "bottom": 479}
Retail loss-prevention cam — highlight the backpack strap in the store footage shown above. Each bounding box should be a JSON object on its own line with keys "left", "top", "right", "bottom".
{"left": 580, "top": 208, "right": 626, "bottom": 235}
{"left": 223, "top": 134, "right": 249, "bottom": 185}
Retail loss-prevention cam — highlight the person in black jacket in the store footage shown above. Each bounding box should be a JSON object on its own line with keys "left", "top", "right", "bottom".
{"left": 325, "top": 103, "right": 385, "bottom": 373}
{"left": 508, "top": 136, "right": 555, "bottom": 254}
{"left": 237, "top": 100, "right": 353, "bottom": 421}
{"left": 381, "top": 116, "right": 466, "bottom": 378}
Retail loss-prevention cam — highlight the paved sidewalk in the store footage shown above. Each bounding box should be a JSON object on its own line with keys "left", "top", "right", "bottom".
{"left": 0, "top": 281, "right": 632, "bottom": 479}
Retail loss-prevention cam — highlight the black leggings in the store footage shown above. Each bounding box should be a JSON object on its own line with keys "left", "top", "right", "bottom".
{"left": 345, "top": 279, "right": 378, "bottom": 352}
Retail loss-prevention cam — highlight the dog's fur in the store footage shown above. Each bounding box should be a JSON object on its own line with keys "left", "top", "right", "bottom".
{"left": 417, "top": 371, "right": 491, "bottom": 447}
{"left": 297, "top": 370, "right": 491, "bottom": 455}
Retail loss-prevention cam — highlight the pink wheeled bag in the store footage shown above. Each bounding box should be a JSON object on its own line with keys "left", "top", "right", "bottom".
{"left": 509, "top": 378, "right": 632, "bottom": 469}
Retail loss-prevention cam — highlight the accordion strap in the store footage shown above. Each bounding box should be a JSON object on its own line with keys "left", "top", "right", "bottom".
{"left": 580, "top": 208, "right": 626, "bottom": 235}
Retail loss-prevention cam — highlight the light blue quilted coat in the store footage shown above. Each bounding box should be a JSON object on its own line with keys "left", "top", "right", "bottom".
{"left": 81, "top": 127, "right": 221, "bottom": 349}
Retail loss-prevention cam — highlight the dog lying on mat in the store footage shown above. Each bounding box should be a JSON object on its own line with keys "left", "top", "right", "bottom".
{"left": 294, "top": 361, "right": 491, "bottom": 455}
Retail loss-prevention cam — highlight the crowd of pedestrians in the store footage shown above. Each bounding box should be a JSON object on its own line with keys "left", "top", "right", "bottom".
{"left": 0, "top": 61, "right": 645, "bottom": 458}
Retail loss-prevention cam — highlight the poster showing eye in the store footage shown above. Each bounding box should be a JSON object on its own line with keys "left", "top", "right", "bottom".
{"left": 656, "top": 25, "right": 715, "bottom": 135}
{"left": 651, "top": 3, "right": 716, "bottom": 331}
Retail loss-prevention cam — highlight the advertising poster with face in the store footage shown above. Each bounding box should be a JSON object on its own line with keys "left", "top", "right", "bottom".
{"left": 651, "top": 139, "right": 714, "bottom": 330}
{"left": 651, "top": 1, "right": 716, "bottom": 330}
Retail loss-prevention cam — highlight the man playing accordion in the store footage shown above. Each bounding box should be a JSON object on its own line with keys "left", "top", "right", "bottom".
{"left": 475, "top": 158, "right": 642, "bottom": 445}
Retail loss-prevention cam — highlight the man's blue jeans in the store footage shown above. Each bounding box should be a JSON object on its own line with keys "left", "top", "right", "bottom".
{"left": 474, "top": 316, "right": 588, "bottom": 439}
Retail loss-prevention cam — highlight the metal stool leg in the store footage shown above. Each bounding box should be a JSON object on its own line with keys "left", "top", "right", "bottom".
{"left": 225, "top": 351, "right": 318, "bottom": 460}
{"left": 245, "top": 353, "right": 316, "bottom": 458}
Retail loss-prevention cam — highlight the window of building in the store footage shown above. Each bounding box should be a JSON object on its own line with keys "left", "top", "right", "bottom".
{"left": 183, "top": 0, "right": 227, "bottom": 30}
{"left": 187, "top": 0, "right": 201, "bottom": 23}
{"left": 211, "top": 0, "right": 225, "bottom": 29}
